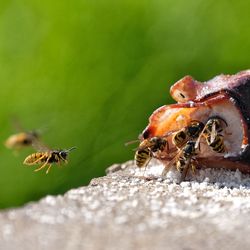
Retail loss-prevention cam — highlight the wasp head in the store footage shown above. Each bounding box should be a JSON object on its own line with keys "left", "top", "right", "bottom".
{"left": 149, "top": 137, "right": 167, "bottom": 152}
{"left": 59, "top": 147, "right": 76, "bottom": 160}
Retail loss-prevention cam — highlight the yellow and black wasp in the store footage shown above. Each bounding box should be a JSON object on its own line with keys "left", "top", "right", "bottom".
{"left": 195, "top": 116, "right": 228, "bottom": 153}
{"left": 4, "top": 117, "right": 45, "bottom": 152}
{"left": 161, "top": 140, "right": 198, "bottom": 181}
{"left": 134, "top": 137, "right": 168, "bottom": 168}
{"left": 23, "top": 146, "right": 76, "bottom": 174}
{"left": 171, "top": 120, "right": 204, "bottom": 148}
{"left": 5, "top": 131, "right": 40, "bottom": 151}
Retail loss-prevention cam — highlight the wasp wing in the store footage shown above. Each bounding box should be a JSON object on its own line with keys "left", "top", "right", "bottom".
{"left": 31, "top": 138, "right": 51, "bottom": 152}
{"left": 195, "top": 125, "right": 207, "bottom": 149}
{"left": 210, "top": 121, "right": 217, "bottom": 144}
{"left": 10, "top": 116, "right": 26, "bottom": 133}
{"left": 162, "top": 129, "right": 180, "bottom": 138}
{"left": 161, "top": 149, "right": 183, "bottom": 176}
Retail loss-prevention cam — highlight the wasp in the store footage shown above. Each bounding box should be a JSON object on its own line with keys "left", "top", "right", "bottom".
{"left": 5, "top": 131, "right": 40, "bottom": 150}
{"left": 161, "top": 141, "right": 198, "bottom": 181}
{"left": 195, "top": 116, "right": 228, "bottom": 153}
{"left": 23, "top": 147, "right": 76, "bottom": 174}
{"left": 5, "top": 117, "right": 43, "bottom": 151}
{"left": 170, "top": 120, "right": 204, "bottom": 148}
{"left": 134, "top": 137, "right": 168, "bottom": 168}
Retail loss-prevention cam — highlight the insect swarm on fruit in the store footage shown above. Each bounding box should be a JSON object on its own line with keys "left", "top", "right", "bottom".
{"left": 135, "top": 70, "right": 250, "bottom": 181}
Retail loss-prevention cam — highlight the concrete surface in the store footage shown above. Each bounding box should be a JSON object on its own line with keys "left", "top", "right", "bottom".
{"left": 0, "top": 160, "right": 250, "bottom": 250}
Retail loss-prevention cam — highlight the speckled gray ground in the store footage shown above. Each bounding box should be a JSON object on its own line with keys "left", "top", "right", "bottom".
{"left": 1, "top": 160, "right": 250, "bottom": 250}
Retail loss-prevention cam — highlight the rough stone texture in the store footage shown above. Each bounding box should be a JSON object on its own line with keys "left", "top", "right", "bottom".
{"left": 1, "top": 160, "right": 250, "bottom": 250}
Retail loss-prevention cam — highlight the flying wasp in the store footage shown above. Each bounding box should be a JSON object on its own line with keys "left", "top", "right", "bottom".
{"left": 4, "top": 117, "right": 44, "bottom": 151}
{"left": 23, "top": 147, "right": 76, "bottom": 174}
{"left": 5, "top": 131, "right": 40, "bottom": 151}
{"left": 195, "top": 116, "right": 228, "bottom": 153}
{"left": 161, "top": 141, "right": 198, "bottom": 181}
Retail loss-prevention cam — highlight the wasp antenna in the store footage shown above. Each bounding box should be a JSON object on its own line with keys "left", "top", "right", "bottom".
{"left": 124, "top": 139, "right": 140, "bottom": 147}
{"left": 220, "top": 117, "right": 228, "bottom": 127}
{"left": 208, "top": 115, "right": 228, "bottom": 127}
{"left": 138, "top": 133, "right": 144, "bottom": 140}
{"left": 67, "top": 146, "right": 77, "bottom": 152}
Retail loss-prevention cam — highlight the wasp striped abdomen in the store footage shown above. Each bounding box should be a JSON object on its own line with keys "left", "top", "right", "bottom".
{"left": 201, "top": 117, "right": 227, "bottom": 153}
{"left": 24, "top": 152, "right": 49, "bottom": 164}
{"left": 206, "top": 134, "right": 225, "bottom": 153}
{"left": 135, "top": 148, "right": 151, "bottom": 168}
{"left": 134, "top": 137, "right": 167, "bottom": 169}
{"left": 172, "top": 121, "right": 204, "bottom": 149}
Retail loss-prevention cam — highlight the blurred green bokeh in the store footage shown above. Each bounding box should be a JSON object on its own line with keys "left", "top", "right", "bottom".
{"left": 0, "top": 0, "right": 249, "bottom": 208}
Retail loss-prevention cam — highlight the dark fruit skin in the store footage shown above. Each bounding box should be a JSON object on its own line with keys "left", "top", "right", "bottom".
{"left": 170, "top": 70, "right": 250, "bottom": 103}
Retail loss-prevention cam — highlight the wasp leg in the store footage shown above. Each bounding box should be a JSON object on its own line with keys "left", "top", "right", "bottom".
{"left": 176, "top": 164, "right": 182, "bottom": 173}
{"left": 190, "top": 158, "right": 198, "bottom": 174}
{"left": 166, "top": 140, "right": 170, "bottom": 152}
{"left": 180, "top": 164, "right": 189, "bottom": 182}
{"left": 58, "top": 155, "right": 68, "bottom": 165}
{"left": 197, "top": 142, "right": 201, "bottom": 151}
{"left": 34, "top": 157, "right": 50, "bottom": 172}
{"left": 161, "top": 164, "right": 173, "bottom": 177}
{"left": 191, "top": 163, "right": 196, "bottom": 174}
{"left": 142, "top": 161, "right": 150, "bottom": 177}
{"left": 139, "top": 157, "right": 151, "bottom": 177}
{"left": 46, "top": 164, "right": 52, "bottom": 174}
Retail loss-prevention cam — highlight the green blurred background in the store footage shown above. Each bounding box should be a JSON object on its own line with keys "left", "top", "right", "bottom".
{"left": 0, "top": 0, "right": 249, "bottom": 208}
